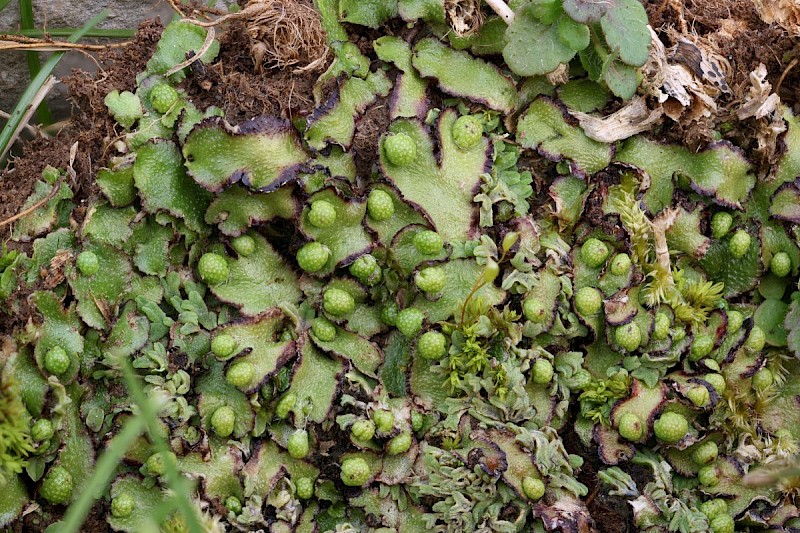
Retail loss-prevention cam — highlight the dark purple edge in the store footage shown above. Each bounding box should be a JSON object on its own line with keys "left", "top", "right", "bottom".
{"left": 388, "top": 72, "right": 430, "bottom": 121}
{"left": 362, "top": 180, "right": 436, "bottom": 244}
{"left": 210, "top": 184, "right": 302, "bottom": 238}
{"left": 686, "top": 376, "right": 721, "bottom": 409}
{"left": 609, "top": 380, "right": 668, "bottom": 444}
{"left": 295, "top": 186, "right": 373, "bottom": 276}
{"left": 310, "top": 327, "right": 384, "bottom": 378}
{"left": 667, "top": 204, "right": 711, "bottom": 259}
{"left": 375, "top": 441, "right": 420, "bottom": 485}
{"left": 207, "top": 239, "right": 305, "bottom": 314}
{"left": 709, "top": 309, "right": 728, "bottom": 349}
{"left": 436, "top": 108, "right": 493, "bottom": 240}
{"left": 305, "top": 80, "right": 342, "bottom": 131}
{"left": 411, "top": 37, "right": 517, "bottom": 115}
{"left": 686, "top": 140, "right": 753, "bottom": 209}
{"left": 305, "top": 74, "right": 390, "bottom": 151}
{"left": 210, "top": 306, "right": 286, "bottom": 350}
{"left": 241, "top": 445, "right": 289, "bottom": 492}
{"left": 236, "top": 341, "right": 298, "bottom": 396}
{"left": 183, "top": 116, "right": 306, "bottom": 193}
{"left": 517, "top": 96, "right": 615, "bottom": 179}
{"left": 376, "top": 118, "right": 440, "bottom": 231}
{"left": 295, "top": 333, "right": 349, "bottom": 424}
{"left": 593, "top": 424, "right": 635, "bottom": 466}
{"left": 469, "top": 429, "right": 511, "bottom": 479}
{"left": 603, "top": 287, "right": 637, "bottom": 327}
{"left": 768, "top": 178, "right": 800, "bottom": 223}
{"left": 200, "top": 446, "right": 246, "bottom": 516}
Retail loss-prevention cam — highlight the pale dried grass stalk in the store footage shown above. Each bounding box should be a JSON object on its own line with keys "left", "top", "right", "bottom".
{"left": 0, "top": 179, "right": 62, "bottom": 228}
{"left": 0, "top": 36, "right": 130, "bottom": 52}
{"left": 166, "top": 25, "right": 216, "bottom": 76}
{"left": 484, "top": 0, "right": 515, "bottom": 24}
{"left": 0, "top": 75, "right": 57, "bottom": 163}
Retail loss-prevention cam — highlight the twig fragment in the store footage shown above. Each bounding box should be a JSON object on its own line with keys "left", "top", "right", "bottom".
{"left": 0, "top": 36, "right": 131, "bottom": 52}
{"left": 0, "top": 181, "right": 62, "bottom": 228}
{"left": 485, "top": 0, "right": 515, "bottom": 24}
{"left": 164, "top": 24, "right": 216, "bottom": 76}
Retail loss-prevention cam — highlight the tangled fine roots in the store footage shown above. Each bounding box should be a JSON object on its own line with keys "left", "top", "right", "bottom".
{"left": 244, "top": 0, "right": 329, "bottom": 72}
{"left": 445, "top": 0, "right": 484, "bottom": 36}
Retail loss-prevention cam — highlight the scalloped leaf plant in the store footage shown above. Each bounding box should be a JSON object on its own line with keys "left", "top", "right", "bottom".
{"left": 379, "top": 109, "right": 490, "bottom": 242}
{"left": 1, "top": 4, "right": 800, "bottom": 533}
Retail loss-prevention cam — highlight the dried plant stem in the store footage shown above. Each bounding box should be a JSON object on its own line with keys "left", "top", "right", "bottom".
{"left": 0, "top": 36, "right": 130, "bottom": 51}
{"left": 181, "top": 1, "right": 330, "bottom": 72}
{"left": 19, "top": 0, "right": 52, "bottom": 125}
{"left": 164, "top": 24, "right": 216, "bottom": 76}
{"left": 0, "top": 110, "right": 43, "bottom": 138}
{"left": 179, "top": 6, "right": 255, "bottom": 27}
{"left": 166, "top": 0, "right": 226, "bottom": 19}
{"left": 167, "top": 0, "right": 188, "bottom": 17}
{"left": 776, "top": 58, "right": 798, "bottom": 97}
{"left": 0, "top": 181, "right": 61, "bottom": 228}
{"left": 0, "top": 11, "right": 107, "bottom": 162}
{"left": 485, "top": 0, "right": 515, "bottom": 24}
{"left": 4, "top": 28, "right": 136, "bottom": 38}
{"left": 651, "top": 208, "right": 678, "bottom": 287}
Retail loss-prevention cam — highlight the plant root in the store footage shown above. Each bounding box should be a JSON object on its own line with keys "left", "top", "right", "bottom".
{"left": 244, "top": 0, "right": 329, "bottom": 73}
{"left": 183, "top": 0, "right": 330, "bottom": 73}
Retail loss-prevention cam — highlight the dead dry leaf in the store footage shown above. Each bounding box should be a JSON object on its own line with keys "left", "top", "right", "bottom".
{"left": 753, "top": 0, "right": 800, "bottom": 36}
{"left": 571, "top": 97, "right": 663, "bottom": 143}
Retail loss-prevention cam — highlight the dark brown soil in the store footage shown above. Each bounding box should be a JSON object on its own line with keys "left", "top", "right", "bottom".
{"left": 0, "top": 13, "right": 331, "bottom": 237}
{"left": 561, "top": 424, "right": 637, "bottom": 533}
{"left": 352, "top": 95, "right": 391, "bottom": 178}
{"left": 0, "top": 20, "right": 165, "bottom": 235}
{"left": 0, "top": 4, "right": 793, "bottom": 531}
{"left": 0, "top": 136, "right": 71, "bottom": 241}
{"left": 2, "top": 4, "right": 792, "bottom": 275}
{"left": 183, "top": 19, "right": 322, "bottom": 123}
{"left": 644, "top": 0, "right": 800, "bottom": 107}
{"left": 0, "top": 20, "right": 166, "bottom": 337}
{"left": 10, "top": 500, "right": 108, "bottom": 533}
{"left": 0, "top": 15, "right": 331, "bottom": 336}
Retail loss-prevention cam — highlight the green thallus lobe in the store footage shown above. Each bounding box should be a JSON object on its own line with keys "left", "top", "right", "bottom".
{"left": 6, "top": 7, "right": 800, "bottom": 532}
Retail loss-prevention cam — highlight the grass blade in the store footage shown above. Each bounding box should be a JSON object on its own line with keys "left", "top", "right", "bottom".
{"left": 57, "top": 413, "right": 148, "bottom": 533}
{"left": 19, "top": 0, "right": 52, "bottom": 125}
{"left": 58, "top": 355, "right": 204, "bottom": 533}
{"left": 119, "top": 359, "right": 204, "bottom": 532}
{"left": 0, "top": 9, "right": 110, "bottom": 163}
{"left": 0, "top": 0, "right": 12, "bottom": 12}
{"left": 3, "top": 28, "right": 135, "bottom": 38}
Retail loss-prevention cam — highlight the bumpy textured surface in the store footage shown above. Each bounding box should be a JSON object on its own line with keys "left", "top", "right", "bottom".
{"left": 197, "top": 253, "right": 229, "bottom": 285}
{"left": 653, "top": 412, "right": 689, "bottom": 443}
{"left": 39, "top": 466, "right": 73, "bottom": 505}
{"left": 3, "top": 4, "right": 800, "bottom": 533}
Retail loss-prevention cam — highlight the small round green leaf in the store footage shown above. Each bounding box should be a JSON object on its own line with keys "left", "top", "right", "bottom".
{"left": 556, "top": 16, "right": 590, "bottom": 51}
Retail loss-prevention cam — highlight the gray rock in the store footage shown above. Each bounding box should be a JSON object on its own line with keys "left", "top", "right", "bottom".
{"left": 0, "top": 1, "right": 235, "bottom": 123}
